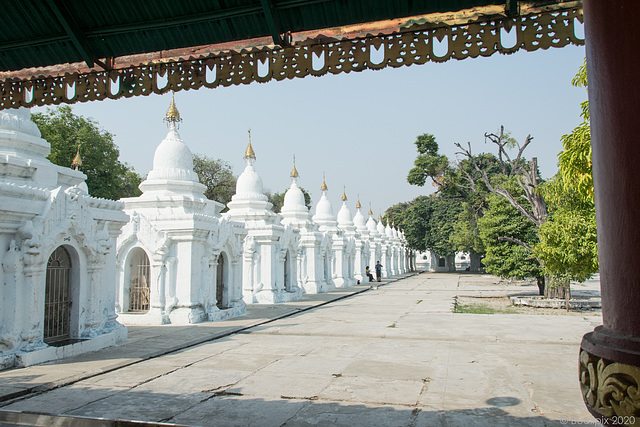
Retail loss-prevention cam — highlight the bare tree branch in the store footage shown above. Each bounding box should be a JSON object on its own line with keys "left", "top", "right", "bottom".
{"left": 456, "top": 130, "right": 547, "bottom": 228}
{"left": 498, "top": 236, "right": 533, "bottom": 252}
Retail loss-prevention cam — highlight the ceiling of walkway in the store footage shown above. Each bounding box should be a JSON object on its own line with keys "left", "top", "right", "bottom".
{"left": 0, "top": 0, "right": 583, "bottom": 109}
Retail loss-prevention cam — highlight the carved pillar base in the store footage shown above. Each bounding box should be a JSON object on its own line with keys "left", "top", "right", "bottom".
{"left": 580, "top": 328, "right": 640, "bottom": 423}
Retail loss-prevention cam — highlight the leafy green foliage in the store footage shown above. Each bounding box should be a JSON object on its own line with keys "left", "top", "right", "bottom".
{"left": 450, "top": 206, "right": 485, "bottom": 254}
{"left": 407, "top": 134, "right": 451, "bottom": 188}
{"left": 192, "top": 154, "right": 236, "bottom": 207}
{"left": 32, "top": 106, "right": 142, "bottom": 200}
{"left": 479, "top": 193, "right": 542, "bottom": 281}
{"left": 558, "top": 61, "right": 592, "bottom": 203}
{"left": 535, "top": 188, "right": 598, "bottom": 281}
{"left": 534, "top": 60, "right": 598, "bottom": 282}
{"left": 385, "top": 193, "right": 461, "bottom": 255}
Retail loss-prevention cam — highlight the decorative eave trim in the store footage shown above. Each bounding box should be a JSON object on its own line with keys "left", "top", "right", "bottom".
{"left": 0, "top": 2, "right": 583, "bottom": 110}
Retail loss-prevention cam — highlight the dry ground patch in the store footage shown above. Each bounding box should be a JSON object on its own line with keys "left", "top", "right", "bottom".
{"left": 453, "top": 295, "right": 602, "bottom": 316}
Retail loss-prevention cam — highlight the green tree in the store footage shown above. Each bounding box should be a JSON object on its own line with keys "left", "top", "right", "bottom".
{"left": 535, "top": 61, "right": 598, "bottom": 283}
{"left": 407, "top": 133, "right": 451, "bottom": 188}
{"left": 386, "top": 193, "right": 461, "bottom": 256}
{"left": 535, "top": 175, "right": 598, "bottom": 282}
{"left": 406, "top": 133, "right": 505, "bottom": 263}
{"left": 32, "top": 106, "right": 142, "bottom": 200}
{"left": 479, "top": 191, "right": 543, "bottom": 286}
{"left": 395, "top": 196, "right": 431, "bottom": 252}
{"left": 192, "top": 154, "right": 236, "bottom": 207}
{"left": 558, "top": 61, "right": 592, "bottom": 203}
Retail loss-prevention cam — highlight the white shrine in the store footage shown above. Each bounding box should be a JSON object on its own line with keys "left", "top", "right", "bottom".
{"left": 336, "top": 188, "right": 357, "bottom": 287}
{"left": 115, "top": 97, "right": 247, "bottom": 324}
{"left": 226, "top": 134, "right": 302, "bottom": 304}
{"left": 352, "top": 199, "right": 371, "bottom": 283}
{"left": 280, "top": 159, "right": 328, "bottom": 294}
{"left": 311, "top": 176, "right": 341, "bottom": 289}
{"left": 0, "top": 108, "right": 128, "bottom": 369}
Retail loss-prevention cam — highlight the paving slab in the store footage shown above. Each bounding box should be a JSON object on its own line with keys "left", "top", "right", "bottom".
{"left": 0, "top": 272, "right": 604, "bottom": 426}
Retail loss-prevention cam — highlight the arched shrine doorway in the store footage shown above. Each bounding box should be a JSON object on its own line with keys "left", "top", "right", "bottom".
{"left": 44, "top": 246, "right": 72, "bottom": 344}
{"left": 216, "top": 253, "right": 228, "bottom": 309}
{"left": 128, "top": 248, "right": 150, "bottom": 312}
{"left": 284, "top": 250, "right": 291, "bottom": 291}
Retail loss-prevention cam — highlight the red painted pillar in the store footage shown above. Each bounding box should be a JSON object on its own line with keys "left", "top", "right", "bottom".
{"left": 580, "top": 0, "right": 640, "bottom": 422}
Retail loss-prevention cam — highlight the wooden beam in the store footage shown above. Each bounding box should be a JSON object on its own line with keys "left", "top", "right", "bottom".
{"left": 45, "top": 0, "right": 94, "bottom": 68}
{"left": 260, "top": 0, "right": 284, "bottom": 46}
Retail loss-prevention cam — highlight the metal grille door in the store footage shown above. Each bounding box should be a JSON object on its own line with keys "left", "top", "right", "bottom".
{"left": 129, "top": 249, "right": 150, "bottom": 312}
{"left": 44, "top": 246, "right": 71, "bottom": 344}
{"left": 284, "top": 251, "right": 291, "bottom": 291}
{"left": 216, "top": 255, "right": 224, "bottom": 309}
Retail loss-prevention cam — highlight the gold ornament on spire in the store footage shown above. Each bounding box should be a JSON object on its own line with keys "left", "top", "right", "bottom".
{"left": 321, "top": 172, "right": 328, "bottom": 191}
{"left": 356, "top": 198, "right": 362, "bottom": 209}
{"left": 378, "top": 213, "right": 383, "bottom": 220}
{"left": 368, "top": 203, "right": 373, "bottom": 216}
{"left": 164, "top": 92, "right": 182, "bottom": 128}
{"left": 244, "top": 128, "right": 256, "bottom": 160}
{"left": 342, "top": 185, "right": 347, "bottom": 201}
{"left": 290, "top": 154, "right": 299, "bottom": 178}
{"left": 71, "top": 145, "right": 82, "bottom": 170}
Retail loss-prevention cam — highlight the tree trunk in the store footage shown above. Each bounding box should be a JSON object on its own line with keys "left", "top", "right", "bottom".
{"left": 543, "top": 276, "right": 571, "bottom": 299}
{"left": 536, "top": 276, "right": 545, "bottom": 296}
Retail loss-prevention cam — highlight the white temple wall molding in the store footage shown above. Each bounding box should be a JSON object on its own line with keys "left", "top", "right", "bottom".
{"left": 0, "top": 108, "right": 128, "bottom": 370}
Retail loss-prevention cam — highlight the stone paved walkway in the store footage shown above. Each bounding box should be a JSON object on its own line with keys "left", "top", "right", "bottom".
{"left": 0, "top": 273, "right": 602, "bottom": 426}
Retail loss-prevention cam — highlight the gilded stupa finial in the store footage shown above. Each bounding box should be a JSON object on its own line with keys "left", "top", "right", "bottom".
{"left": 368, "top": 203, "right": 373, "bottom": 216}
{"left": 244, "top": 128, "right": 256, "bottom": 160}
{"left": 290, "top": 154, "right": 299, "bottom": 178}
{"left": 342, "top": 185, "right": 347, "bottom": 202}
{"left": 356, "top": 196, "right": 361, "bottom": 209}
{"left": 321, "top": 172, "right": 328, "bottom": 191}
{"left": 164, "top": 92, "right": 182, "bottom": 129}
{"left": 378, "top": 213, "right": 383, "bottom": 221}
{"left": 71, "top": 144, "right": 82, "bottom": 170}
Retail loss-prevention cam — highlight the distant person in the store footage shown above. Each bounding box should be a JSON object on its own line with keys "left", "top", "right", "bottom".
{"left": 366, "top": 266, "right": 374, "bottom": 282}
{"left": 375, "top": 261, "right": 382, "bottom": 282}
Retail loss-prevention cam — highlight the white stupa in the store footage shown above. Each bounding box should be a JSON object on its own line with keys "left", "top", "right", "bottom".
{"left": 137, "top": 101, "right": 206, "bottom": 199}
{"left": 226, "top": 133, "right": 301, "bottom": 304}
{"left": 333, "top": 187, "right": 356, "bottom": 287}
{"left": 281, "top": 157, "right": 311, "bottom": 227}
{"left": 352, "top": 199, "right": 370, "bottom": 283}
{"left": 336, "top": 187, "right": 355, "bottom": 233}
{"left": 280, "top": 158, "right": 329, "bottom": 294}
{"left": 311, "top": 175, "right": 338, "bottom": 290}
{"left": 117, "top": 95, "right": 247, "bottom": 325}
{"left": 312, "top": 174, "right": 338, "bottom": 232}
{"left": 226, "top": 132, "right": 273, "bottom": 217}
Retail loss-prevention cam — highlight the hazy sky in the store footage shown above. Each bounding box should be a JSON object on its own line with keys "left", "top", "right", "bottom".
{"left": 34, "top": 43, "right": 587, "bottom": 216}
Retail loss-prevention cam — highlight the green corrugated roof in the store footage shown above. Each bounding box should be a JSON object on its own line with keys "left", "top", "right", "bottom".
{"left": 0, "top": 0, "right": 519, "bottom": 72}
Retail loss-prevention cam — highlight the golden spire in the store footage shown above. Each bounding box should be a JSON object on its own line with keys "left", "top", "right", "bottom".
{"left": 321, "top": 172, "right": 327, "bottom": 191}
{"left": 368, "top": 202, "right": 373, "bottom": 216}
{"left": 290, "top": 154, "right": 299, "bottom": 178}
{"left": 164, "top": 92, "right": 182, "bottom": 128}
{"left": 356, "top": 198, "right": 361, "bottom": 209}
{"left": 71, "top": 145, "right": 82, "bottom": 170}
{"left": 342, "top": 185, "right": 347, "bottom": 201}
{"left": 378, "top": 213, "right": 383, "bottom": 221}
{"left": 244, "top": 128, "right": 256, "bottom": 160}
